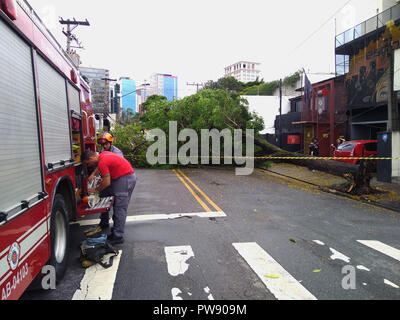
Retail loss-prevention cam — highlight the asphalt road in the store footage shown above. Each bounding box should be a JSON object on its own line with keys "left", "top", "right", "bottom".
{"left": 21, "top": 167, "right": 400, "bottom": 300}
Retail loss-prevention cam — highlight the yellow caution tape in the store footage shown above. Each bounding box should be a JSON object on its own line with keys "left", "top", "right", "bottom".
{"left": 124, "top": 155, "right": 400, "bottom": 160}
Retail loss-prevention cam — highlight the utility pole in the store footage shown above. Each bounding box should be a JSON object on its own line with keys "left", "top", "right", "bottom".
{"left": 385, "top": 26, "right": 400, "bottom": 182}
{"left": 187, "top": 82, "right": 203, "bottom": 93}
{"left": 59, "top": 18, "right": 90, "bottom": 54}
{"left": 387, "top": 34, "right": 400, "bottom": 132}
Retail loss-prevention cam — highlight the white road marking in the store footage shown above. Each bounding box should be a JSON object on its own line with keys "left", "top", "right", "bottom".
{"left": 165, "top": 246, "right": 215, "bottom": 300}
{"left": 75, "top": 211, "right": 227, "bottom": 227}
{"left": 356, "top": 265, "right": 370, "bottom": 272}
{"left": 384, "top": 279, "right": 399, "bottom": 289}
{"left": 72, "top": 251, "right": 122, "bottom": 300}
{"left": 171, "top": 288, "right": 184, "bottom": 300}
{"left": 164, "top": 246, "right": 194, "bottom": 277}
{"left": 329, "top": 248, "right": 351, "bottom": 263}
{"left": 233, "top": 242, "right": 317, "bottom": 300}
{"left": 357, "top": 241, "right": 400, "bottom": 262}
{"left": 204, "top": 286, "right": 214, "bottom": 300}
{"left": 313, "top": 240, "right": 325, "bottom": 246}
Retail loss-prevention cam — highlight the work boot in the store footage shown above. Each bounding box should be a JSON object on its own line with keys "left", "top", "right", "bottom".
{"left": 84, "top": 222, "right": 110, "bottom": 238}
{"left": 107, "top": 234, "right": 124, "bottom": 245}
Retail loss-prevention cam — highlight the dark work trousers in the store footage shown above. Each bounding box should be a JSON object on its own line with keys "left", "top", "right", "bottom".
{"left": 100, "top": 173, "right": 137, "bottom": 238}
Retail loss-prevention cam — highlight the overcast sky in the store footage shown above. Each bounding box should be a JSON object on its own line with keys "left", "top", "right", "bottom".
{"left": 28, "top": 0, "right": 379, "bottom": 97}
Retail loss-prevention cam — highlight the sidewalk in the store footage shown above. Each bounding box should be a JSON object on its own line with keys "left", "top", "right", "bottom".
{"left": 264, "top": 163, "right": 400, "bottom": 213}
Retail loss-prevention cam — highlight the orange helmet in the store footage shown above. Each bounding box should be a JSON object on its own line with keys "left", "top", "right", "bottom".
{"left": 97, "top": 132, "right": 114, "bottom": 144}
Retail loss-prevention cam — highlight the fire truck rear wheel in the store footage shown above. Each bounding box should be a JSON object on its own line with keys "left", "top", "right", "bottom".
{"left": 49, "top": 194, "right": 70, "bottom": 282}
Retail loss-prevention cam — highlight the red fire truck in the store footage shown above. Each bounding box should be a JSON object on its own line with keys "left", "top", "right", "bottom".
{"left": 0, "top": 0, "right": 113, "bottom": 300}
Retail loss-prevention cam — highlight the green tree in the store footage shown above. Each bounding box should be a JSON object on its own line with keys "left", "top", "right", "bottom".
{"left": 119, "top": 108, "right": 139, "bottom": 126}
{"left": 140, "top": 89, "right": 264, "bottom": 164}
{"left": 143, "top": 89, "right": 264, "bottom": 133}
{"left": 112, "top": 123, "right": 149, "bottom": 167}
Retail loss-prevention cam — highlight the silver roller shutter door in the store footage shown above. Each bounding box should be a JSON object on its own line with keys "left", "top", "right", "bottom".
{"left": 0, "top": 20, "right": 43, "bottom": 215}
{"left": 68, "top": 83, "right": 81, "bottom": 113}
{"left": 36, "top": 55, "right": 72, "bottom": 167}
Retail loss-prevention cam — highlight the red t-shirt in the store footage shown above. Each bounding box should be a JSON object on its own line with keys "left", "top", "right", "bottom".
{"left": 98, "top": 152, "right": 134, "bottom": 180}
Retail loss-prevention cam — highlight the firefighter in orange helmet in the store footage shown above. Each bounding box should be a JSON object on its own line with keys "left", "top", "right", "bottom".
{"left": 97, "top": 132, "right": 123, "bottom": 157}
{"left": 88, "top": 132, "right": 123, "bottom": 184}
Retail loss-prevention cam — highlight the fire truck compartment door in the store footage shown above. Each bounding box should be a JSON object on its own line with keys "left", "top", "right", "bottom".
{"left": 36, "top": 55, "right": 72, "bottom": 168}
{"left": 0, "top": 19, "right": 43, "bottom": 220}
{"left": 68, "top": 82, "right": 81, "bottom": 113}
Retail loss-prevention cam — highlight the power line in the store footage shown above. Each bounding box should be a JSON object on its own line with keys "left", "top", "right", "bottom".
{"left": 288, "top": 0, "right": 353, "bottom": 57}
{"left": 59, "top": 17, "right": 90, "bottom": 54}
{"left": 187, "top": 82, "right": 204, "bottom": 93}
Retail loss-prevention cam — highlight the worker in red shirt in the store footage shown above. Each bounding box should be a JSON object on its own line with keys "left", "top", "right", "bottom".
{"left": 83, "top": 150, "right": 137, "bottom": 245}
{"left": 88, "top": 132, "right": 124, "bottom": 183}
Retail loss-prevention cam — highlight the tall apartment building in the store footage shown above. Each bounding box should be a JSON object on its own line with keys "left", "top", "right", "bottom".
{"left": 80, "top": 67, "right": 111, "bottom": 114}
{"left": 149, "top": 73, "right": 178, "bottom": 101}
{"left": 224, "top": 61, "right": 261, "bottom": 82}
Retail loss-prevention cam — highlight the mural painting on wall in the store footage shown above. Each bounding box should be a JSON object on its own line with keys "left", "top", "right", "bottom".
{"left": 346, "top": 22, "right": 400, "bottom": 108}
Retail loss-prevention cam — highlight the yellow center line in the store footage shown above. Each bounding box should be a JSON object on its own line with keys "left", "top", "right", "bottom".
{"left": 172, "top": 169, "right": 212, "bottom": 212}
{"left": 177, "top": 169, "right": 223, "bottom": 213}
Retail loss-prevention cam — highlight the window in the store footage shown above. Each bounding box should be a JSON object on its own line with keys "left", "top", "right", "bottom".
{"left": 338, "top": 142, "right": 356, "bottom": 151}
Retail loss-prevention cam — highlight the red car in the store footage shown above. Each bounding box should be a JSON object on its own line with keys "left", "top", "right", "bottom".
{"left": 334, "top": 140, "right": 377, "bottom": 165}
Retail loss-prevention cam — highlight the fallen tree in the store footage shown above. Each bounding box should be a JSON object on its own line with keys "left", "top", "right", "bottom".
{"left": 139, "top": 89, "right": 377, "bottom": 195}
{"left": 253, "top": 135, "right": 378, "bottom": 195}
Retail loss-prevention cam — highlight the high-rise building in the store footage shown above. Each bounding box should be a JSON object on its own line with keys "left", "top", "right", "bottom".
{"left": 110, "top": 83, "right": 121, "bottom": 115}
{"left": 224, "top": 61, "right": 261, "bottom": 83}
{"left": 136, "top": 82, "right": 151, "bottom": 113}
{"left": 80, "top": 67, "right": 111, "bottom": 114}
{"left": 119, "top": 77, "right": 137, "bottom": 114}
{"left": 149, "top": 73, "right": 178, "bottom": 101}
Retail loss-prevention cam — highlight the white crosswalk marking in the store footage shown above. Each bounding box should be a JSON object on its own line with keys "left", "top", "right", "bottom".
{"left": 72, "top": 251, "right": 122, "bottom": 300}
{"left": 233, "top": 242, "right": 317, "bottom": 300}
{"left": 357, "top": 241, "right": 400, "bottom": 262}
{"left": 68, "top": 235, "right": 400, "bottom": 300}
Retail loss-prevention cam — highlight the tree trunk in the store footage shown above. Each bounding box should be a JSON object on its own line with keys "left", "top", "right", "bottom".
{"left": 253, "top": 136, "right": 375, "bottom": 194}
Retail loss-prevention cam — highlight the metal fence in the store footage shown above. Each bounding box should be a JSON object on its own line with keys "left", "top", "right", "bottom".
{"left": 336, "top": 3, "right": 400, "bottom": 48}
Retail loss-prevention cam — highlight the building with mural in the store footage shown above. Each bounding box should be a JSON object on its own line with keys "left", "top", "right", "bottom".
{"left": 335, "top": 2, "right": 400, "bottom": 140}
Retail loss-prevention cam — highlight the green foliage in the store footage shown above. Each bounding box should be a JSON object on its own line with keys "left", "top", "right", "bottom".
{"left": 140, "top": 89, "right": 264, "bottom": 165}
{"left": 203, "top": 76, "right": 264, "bottom": 94}
{"left": 143, "top": 89, "right": 264, "bottom": 133}
{"left": 112, "top": 123, "right": 150, "bottom": 167}
{"left": 241, "top": 71, "right": 301, "bottom": 96}
{"left": 241, "top": 81, "right": 280, "bottom": 96}
{"left": 282, "top": 71, "right": 301, "bottom": 88}
{"left": 119, "top": 108, "right": 140, "bottom": 126}
{"left": 112, "top": 89, "right": 265, "bottom": 168}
